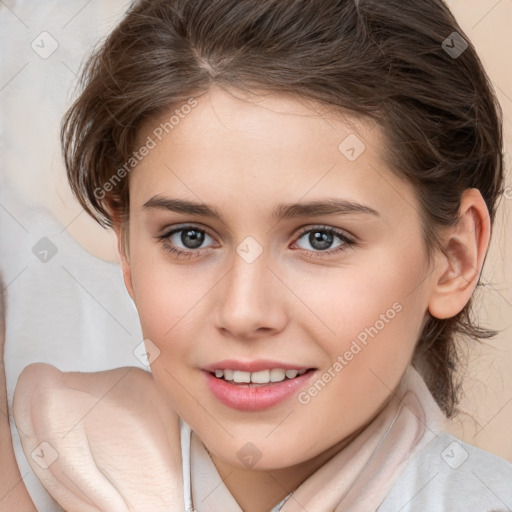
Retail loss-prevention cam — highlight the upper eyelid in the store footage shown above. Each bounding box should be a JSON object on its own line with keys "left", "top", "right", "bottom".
{"left": 160, "top": 223, "right": 216, "bottom": 238}
{"left": 295, "top": 225, "right": 354, "bottom": 241}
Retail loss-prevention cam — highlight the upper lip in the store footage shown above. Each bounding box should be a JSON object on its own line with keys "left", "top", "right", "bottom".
{"left": 202, "top": 359, "right": 313, "bottom": 373}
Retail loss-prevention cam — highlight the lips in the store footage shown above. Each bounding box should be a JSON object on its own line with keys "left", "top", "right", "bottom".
{"left": 203, "top": 360, "right": 315, "bottom": 411}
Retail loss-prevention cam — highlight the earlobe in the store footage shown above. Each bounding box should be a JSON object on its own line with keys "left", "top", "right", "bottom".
{"left": 427, "top": 189, "right": 491, "bottom": 320}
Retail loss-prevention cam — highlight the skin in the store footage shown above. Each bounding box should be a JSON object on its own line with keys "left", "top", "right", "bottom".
{"left": 13, "top": 86, "right": 490, "bottom": 512}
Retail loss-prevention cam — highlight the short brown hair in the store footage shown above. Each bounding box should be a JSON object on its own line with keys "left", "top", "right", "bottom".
{"left": 61, "top": 0, "right": 504, "bottom": 417}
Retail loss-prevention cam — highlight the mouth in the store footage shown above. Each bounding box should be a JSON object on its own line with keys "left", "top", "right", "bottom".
{"left": 209, "top": 368, "right": 310, "bottom": 386}
{"left": 203, "top": 362, "right": 316, "bottom": 411}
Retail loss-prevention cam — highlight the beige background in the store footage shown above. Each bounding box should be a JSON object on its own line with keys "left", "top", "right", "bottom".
{"left": 440, "top": 0, "right": 512, "bottom": 461}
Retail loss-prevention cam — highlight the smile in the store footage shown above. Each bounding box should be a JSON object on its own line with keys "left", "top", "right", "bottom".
{"left": 203, "top": 362, "right": 315, "bottom": 411}
{"left": 212, "top": 368, "right": 308, "bottom": 385}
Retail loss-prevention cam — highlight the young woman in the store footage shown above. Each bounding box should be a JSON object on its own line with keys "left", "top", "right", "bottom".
{"left": 13, "top": 0, "right": 512, "bottom": 510}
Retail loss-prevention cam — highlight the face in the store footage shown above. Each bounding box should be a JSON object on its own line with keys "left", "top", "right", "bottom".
{"left": 121, "top": 86, "right": 435, "bottom": 472}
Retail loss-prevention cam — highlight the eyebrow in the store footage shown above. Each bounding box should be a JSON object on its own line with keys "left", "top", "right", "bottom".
{"left": 143, "top": 196, "right": 380, "bottom": 222}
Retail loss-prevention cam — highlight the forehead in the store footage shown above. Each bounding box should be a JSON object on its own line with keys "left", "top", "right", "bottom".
{"left": 130, "top": 87, "right": 418, "bottom": 224}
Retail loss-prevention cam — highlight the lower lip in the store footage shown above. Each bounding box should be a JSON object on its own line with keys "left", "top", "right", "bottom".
{"left": 204, "top": 371, "right": 314, "bottom": 411}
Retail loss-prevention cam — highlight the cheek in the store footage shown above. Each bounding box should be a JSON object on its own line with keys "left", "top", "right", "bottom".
{"left": 305, "top": 257, "right": 425, "bottom": 337}
{"left": 128, "top": 247, "right": 225, "bottom": 380}
{"left": 131, "top": 261, "right": 207, "bottom": 411}
{"left": 291, "top": 264, "right": 428, "bottom": 441}
{"left": 293, "top": 249, "right": 429, "bottom": 382}
{"left": 128, "top": 244, "right": 196, "bottom": 343}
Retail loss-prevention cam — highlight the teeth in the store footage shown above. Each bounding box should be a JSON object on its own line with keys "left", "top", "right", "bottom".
{"left": 233, "top": 371, "right": 251, "bottom": 383}
{"left": 270, "top": 369, "right": 286, "bottom": 382}
{"left": 251, "top": 370, "right": 270, "bottom": 384}
{"left": 213, "top": 368, "right": 307, "bottom": 384}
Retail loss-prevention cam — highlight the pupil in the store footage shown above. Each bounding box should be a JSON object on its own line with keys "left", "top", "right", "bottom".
{"left": 182, "top": 229, "right": 204, "bottom": 249}
{"left": 310, "top": 231, "right": 333, "bottom": 250}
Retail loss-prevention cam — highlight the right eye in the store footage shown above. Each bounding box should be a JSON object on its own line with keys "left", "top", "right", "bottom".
{"left": 158, "top": 225, "right": 217, "bottom": 259}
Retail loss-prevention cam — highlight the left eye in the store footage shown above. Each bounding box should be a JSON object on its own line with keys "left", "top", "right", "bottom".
{"left": 294, "top": 227, "right": 352, "bottom": 252}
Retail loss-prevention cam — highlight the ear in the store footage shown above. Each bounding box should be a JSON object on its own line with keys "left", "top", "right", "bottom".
{"left": 113, "top": 222, "right": 135, "bottom": 301}
{"left": 428, "top": 189, "right": 491, "bottom": 320}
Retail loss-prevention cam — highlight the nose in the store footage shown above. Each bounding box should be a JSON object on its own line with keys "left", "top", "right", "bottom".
{"left": 214, "top": 248, "right": 288, "bottom": 340}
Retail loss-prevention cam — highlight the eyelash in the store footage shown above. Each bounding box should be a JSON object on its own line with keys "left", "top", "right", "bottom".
{"left": 157, "top": 224, "right": 355, "bottom": 260}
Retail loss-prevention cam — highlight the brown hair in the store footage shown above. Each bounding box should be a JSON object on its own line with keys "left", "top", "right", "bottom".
{"left": 61, "top": 0, "right": 504, "bottom": 417}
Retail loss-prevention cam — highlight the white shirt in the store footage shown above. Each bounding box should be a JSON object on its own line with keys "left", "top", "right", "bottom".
{"left": 179, "top": 425, "right": 512, "bottom": 512}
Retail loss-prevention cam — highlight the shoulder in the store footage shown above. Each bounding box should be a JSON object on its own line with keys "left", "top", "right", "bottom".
{"left": 14, "top": 360, "right": 155, "bottom": 397}
{"left": 14, "top": 362, "right": 176, "bottom": 424}
{"left": 13, "top": 363, "right": 184, "bottom": 511}
{"left": 379, "top": 432, "right": 512, "bottom": 512}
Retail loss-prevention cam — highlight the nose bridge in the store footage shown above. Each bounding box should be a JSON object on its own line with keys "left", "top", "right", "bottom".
{"left": 215, "top": 242, "right": 286, "bottom": 337}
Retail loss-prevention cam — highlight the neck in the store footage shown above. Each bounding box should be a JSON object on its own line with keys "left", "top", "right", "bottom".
{"left": 208, "top": 421, "right": 371, "bottom": 512}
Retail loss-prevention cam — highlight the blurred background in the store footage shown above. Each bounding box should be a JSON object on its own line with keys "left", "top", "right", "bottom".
{"left": 442, "top": 0, "right": 512, "bottom": 460}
